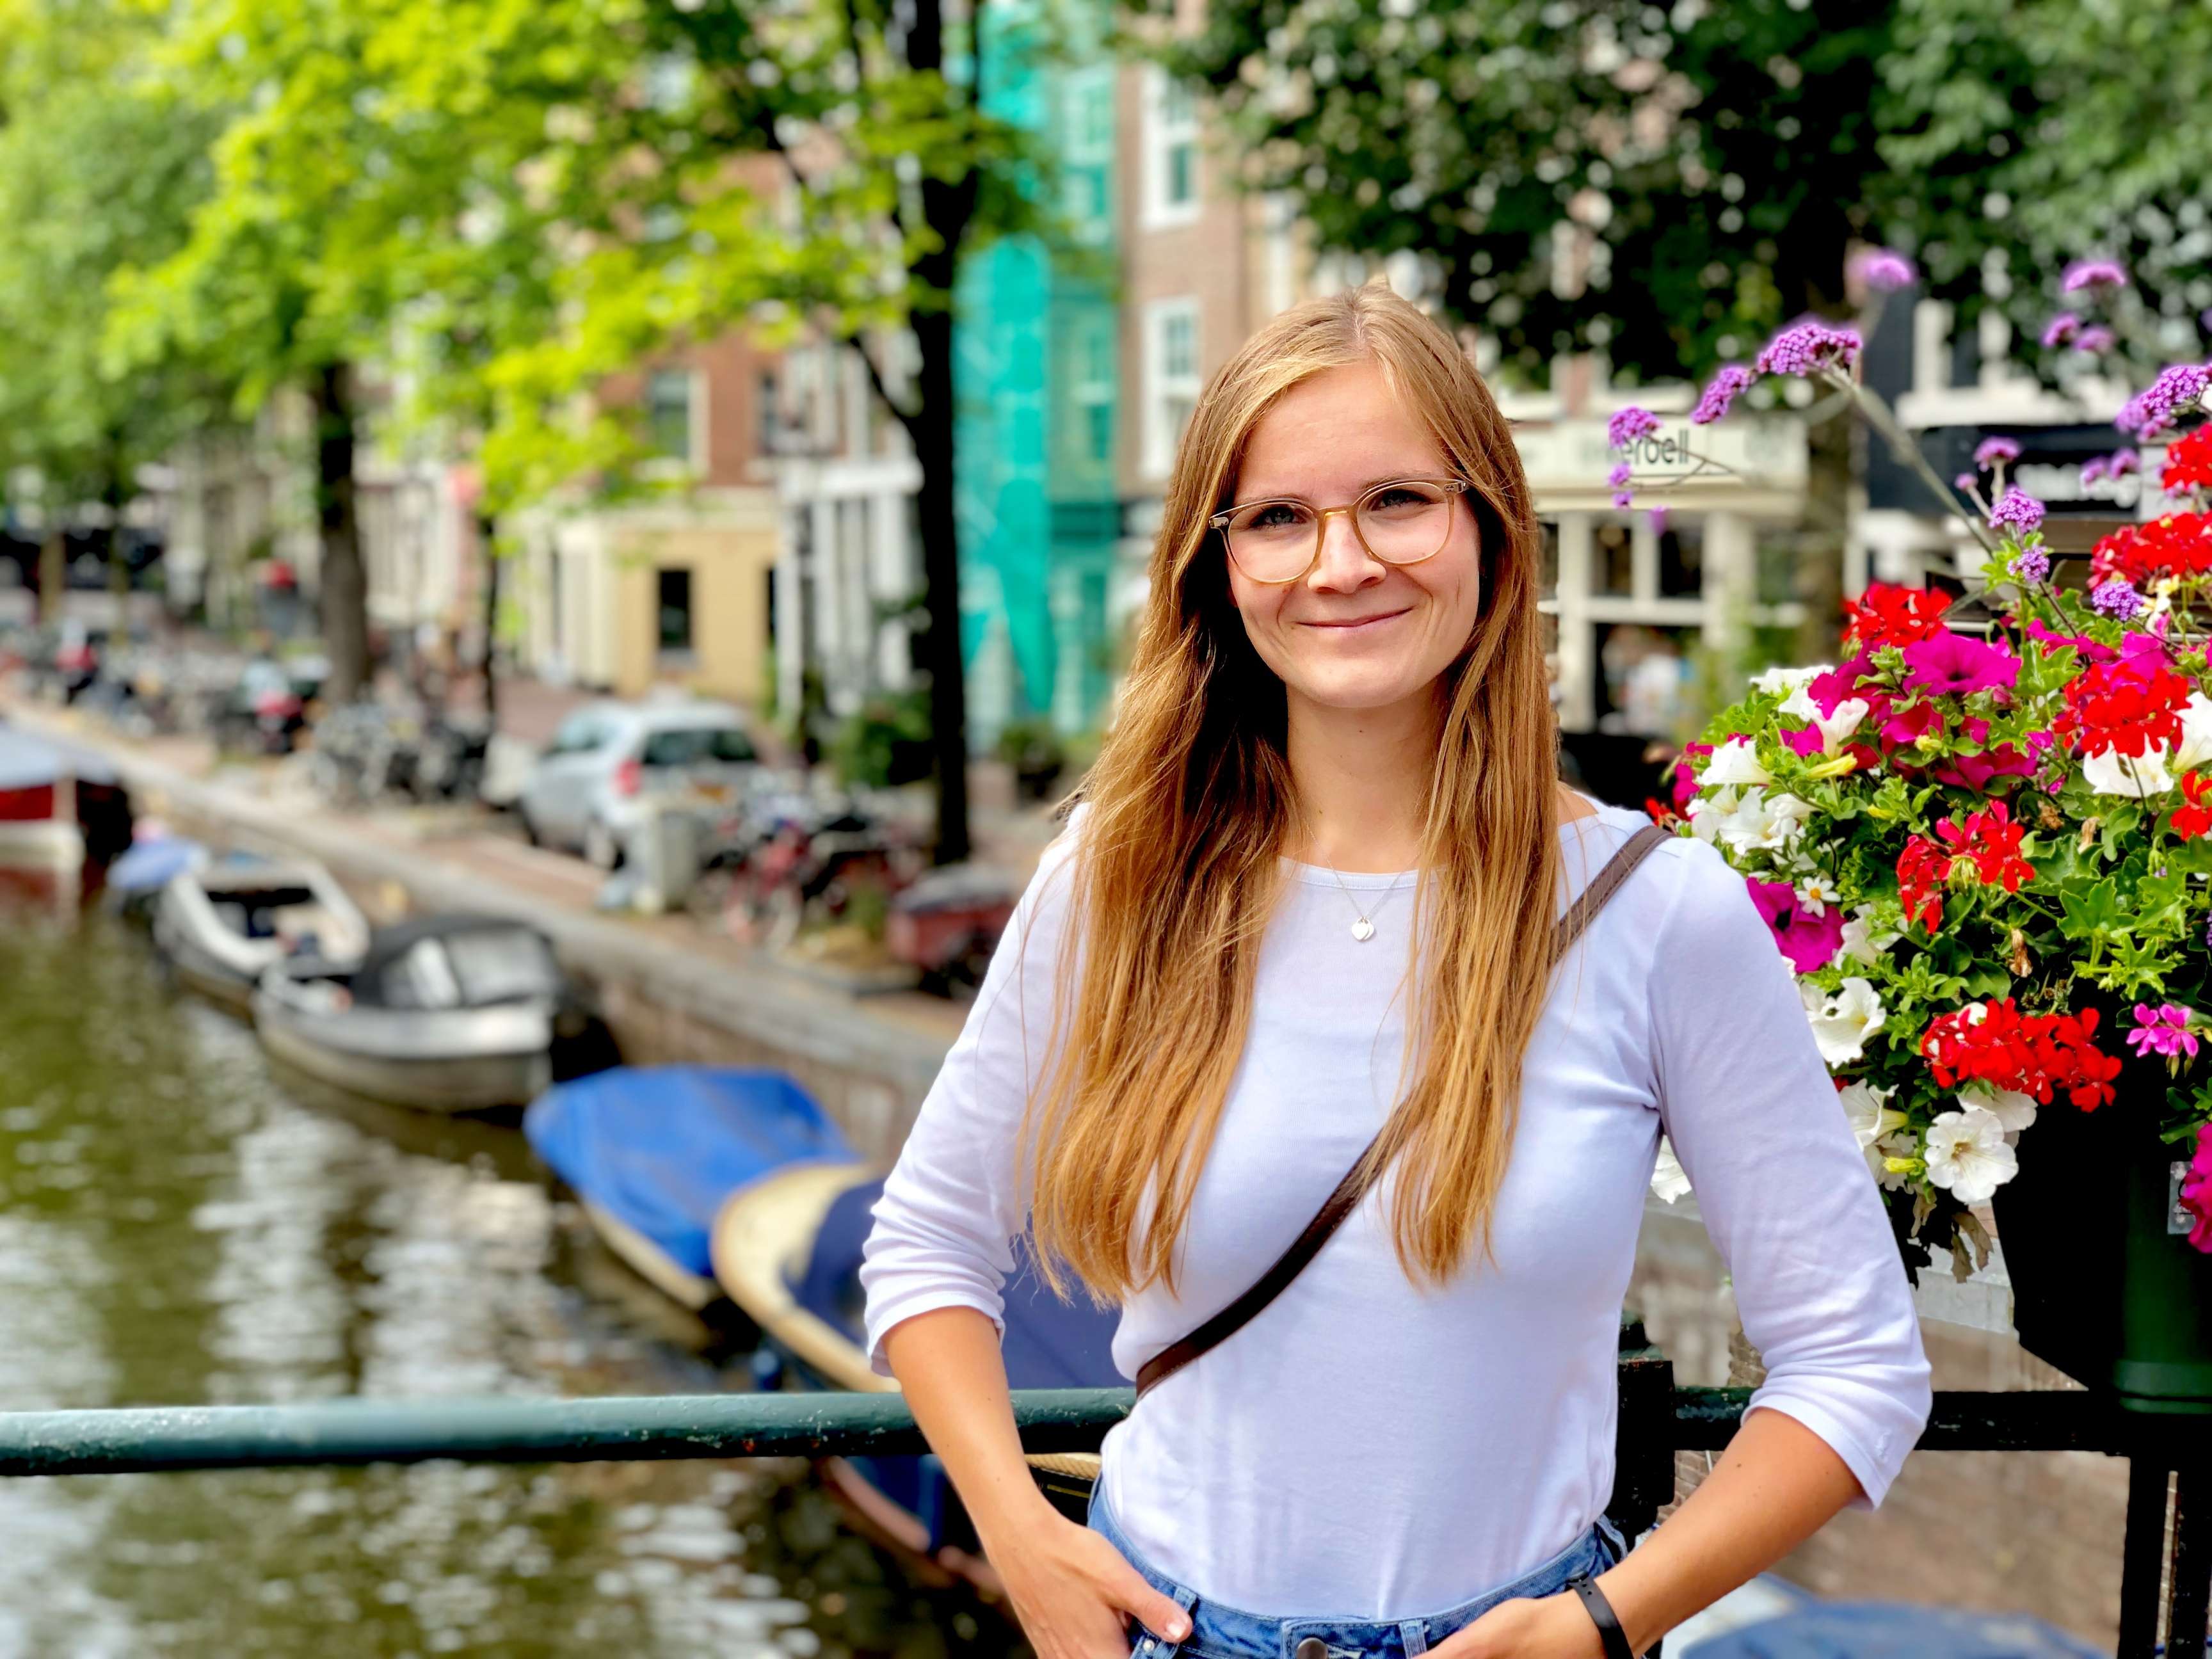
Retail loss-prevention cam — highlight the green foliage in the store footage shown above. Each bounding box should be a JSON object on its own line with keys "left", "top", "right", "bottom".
{"left": 1167, "top": 0, "right": 2212, "bottom": 386}
{"left": 0, "top": 1, "right": 231, "bottom": 517}
{"left": 828, "top": 691, "right": 936, "bottom": 790}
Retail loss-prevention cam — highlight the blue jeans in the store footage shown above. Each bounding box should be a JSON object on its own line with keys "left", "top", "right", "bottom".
{"left": 1086, "top": 1484, "right": 1629, "bottom": 1659}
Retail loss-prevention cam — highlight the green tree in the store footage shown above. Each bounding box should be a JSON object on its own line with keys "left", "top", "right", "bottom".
{"left": 0, "top": 0, "right": 230, "bottom": 616}
{"left": 1168, "top": 0, "right": 2212, "bottom": 651}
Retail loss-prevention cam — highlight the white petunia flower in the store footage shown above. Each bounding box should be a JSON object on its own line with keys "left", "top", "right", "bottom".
{"left": 1832, "top": 906, "right": 1891, "bottom": 969}
{"left": 1703, "top": 736, "right": 1772, "bottom": 789}
{"left": 2083, "top": 744, "right": 2176, "bottom": 797}
{"left": 1708, "top": 788, "right": 1815, "bottom": 858}
{"left": 1922, "top": 1107, "right": 2019, "bottom": 1205}
{"left": 1957, "top": 1079, "right": 2037, "bottom": 1138}
{"left": 1839, "top": 1080, "right": 1909, "bottom": 1184}
{"left": 2175, "top": 694, "right": 2212, "bottom": 774}
{"left": 1753, "top": 663, "right": 1829, "bottom": 697}
{"left": 1777, "top": 682, "right": 1823, "bottom": 723}
{"left": 1870, "top": 1130, "right": 1919, "bottom": 1191}
{"left": 1814, "top": 697, "right": 1870, "bottom": 755}
{"left": 1802, "top": 977, "right": 1887, "bottom": 1066}
{"left": 1649, "top": 1137, "right": 1692, "bottom": 1203}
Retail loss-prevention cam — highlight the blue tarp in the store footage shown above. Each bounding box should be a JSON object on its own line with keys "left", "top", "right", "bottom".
{"left": 524, "top": 1067, "right": 856, "bottom": 1278}
{"left": 790, "top": 1175, "right": 1122, "bottom": 1388}
{"left": 108, "top": 837, "right": 205, "bottom": 895}
{"left": 1690, "top": 1604, "right": 2104, "bottom": 1657}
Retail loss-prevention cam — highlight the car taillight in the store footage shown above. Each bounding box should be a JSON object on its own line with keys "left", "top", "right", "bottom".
{"left": 614, "top": 757, "right": 642, "bottom": 797}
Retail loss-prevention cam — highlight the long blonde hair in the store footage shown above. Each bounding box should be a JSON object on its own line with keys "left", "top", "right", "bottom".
{"left": 1022, "top": 282, "right": 1562, "bottom": 1302}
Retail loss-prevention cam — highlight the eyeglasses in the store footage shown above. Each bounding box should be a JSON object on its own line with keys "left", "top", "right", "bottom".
{"left": 1208, "top": 477, "right": 1472, "bottom": 585}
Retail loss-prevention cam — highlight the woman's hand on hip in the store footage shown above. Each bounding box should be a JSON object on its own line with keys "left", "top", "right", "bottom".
{"left": 1428, "top": 1591, "right": 1607, "bottom": 1659}
{"left": 987, "top": 1511, "right": 1192, "bottom": 1659}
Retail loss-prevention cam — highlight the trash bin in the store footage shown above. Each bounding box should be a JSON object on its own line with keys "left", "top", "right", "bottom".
{"left": 629, "top": 802, "right": 702, "bottom": 914}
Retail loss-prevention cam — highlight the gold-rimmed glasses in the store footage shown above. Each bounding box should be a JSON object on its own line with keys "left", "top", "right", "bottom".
{"left": 1207, "top": 477, "right": 1473, "bottom": 585}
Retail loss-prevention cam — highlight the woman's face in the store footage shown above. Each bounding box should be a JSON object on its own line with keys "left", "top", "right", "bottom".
{"left": 1223, "top": 360, "right": 1483, "bottom": 717}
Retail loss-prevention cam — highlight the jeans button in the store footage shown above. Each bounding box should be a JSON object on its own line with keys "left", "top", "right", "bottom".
{"left": 1295, "top": 1640, "right": 1329, "bottom": 1659}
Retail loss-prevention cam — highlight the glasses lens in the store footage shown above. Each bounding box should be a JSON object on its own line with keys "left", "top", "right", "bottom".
{"left": 1356, "top": 481, "right": 1454, "bottom": 563}
{"left": 1224, "top": 500, "right": 1320, "bottom": 582}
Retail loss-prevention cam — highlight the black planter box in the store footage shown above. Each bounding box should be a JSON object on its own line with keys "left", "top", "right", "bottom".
{"left": 1991, "top": 1063, "right": 2212, "bottom": 1414}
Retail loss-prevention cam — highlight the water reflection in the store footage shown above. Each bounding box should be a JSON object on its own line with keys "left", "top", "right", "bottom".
{"left": 0, "top": 910, "right": 1024, "bottom": 1659}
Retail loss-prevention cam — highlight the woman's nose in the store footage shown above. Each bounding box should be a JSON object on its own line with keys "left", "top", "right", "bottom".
{"left": 1306, "top": 509, "right": 1383, "bottom": 591}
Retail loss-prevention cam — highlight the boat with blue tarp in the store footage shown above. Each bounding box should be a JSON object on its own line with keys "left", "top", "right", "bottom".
{"left": 524, "top": 1066, "right": 859, "bottom": 1309}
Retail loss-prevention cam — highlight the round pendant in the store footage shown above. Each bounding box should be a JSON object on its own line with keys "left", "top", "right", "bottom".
{"left": 1350, "top": 917, "right": 1375, "bottom": 942}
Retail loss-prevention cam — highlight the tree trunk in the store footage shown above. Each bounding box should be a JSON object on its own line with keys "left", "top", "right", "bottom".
{"left": 906, "top": 0, "right": 975, "bottom": 866}
{"left": 310, "top": 360, "right": 371, "bottom": 703}
{"left": 477, "top": 511, "right": 501, "bottom": 725}
{"left": 37, "top": 531, "right": 64, "bottom": 625}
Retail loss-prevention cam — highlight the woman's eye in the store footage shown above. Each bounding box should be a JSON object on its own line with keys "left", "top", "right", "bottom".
{"left": 1246, "top": 503, "right": 1304, "bottom": 531}
{"left": 1366, "top": 486, "right": 1426, "bottom": 511}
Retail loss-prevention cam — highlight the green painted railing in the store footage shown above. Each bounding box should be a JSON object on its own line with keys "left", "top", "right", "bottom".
{"left": 0, "top": 1384, "right": 2147, "bottom": 1479}
{"left": 0, "top": 1382, "right": 2202, "bottom": 1655}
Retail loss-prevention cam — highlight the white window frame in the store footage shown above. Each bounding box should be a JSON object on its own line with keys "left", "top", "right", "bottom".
{"left": 1142, "top": 298, "right": 1201, "bottom": 482}
{"left": 1073, "top": 317, "right": 1116, "bottom": 465}
{"left": 641, "top": 367, "right": 707, "bottom": 477}
{"left": 1141, "top": 65, "right": 1201, "bottom": 232}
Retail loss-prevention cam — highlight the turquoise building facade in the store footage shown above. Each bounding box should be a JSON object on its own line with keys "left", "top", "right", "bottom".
{"left": 953, "top": 3, "right": 1122, "bottom": 746}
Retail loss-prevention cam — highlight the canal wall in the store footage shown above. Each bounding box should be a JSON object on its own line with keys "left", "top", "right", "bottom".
{"left": 33, "top": 720, "right": 957, "bottom": 1160}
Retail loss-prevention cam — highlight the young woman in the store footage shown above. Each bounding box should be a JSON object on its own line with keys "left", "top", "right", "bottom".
{"left": 860, "top": 285, "right": 1931, "bottom": 1659}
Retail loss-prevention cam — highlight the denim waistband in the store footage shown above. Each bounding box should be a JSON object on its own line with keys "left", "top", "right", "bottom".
{"left": 1086, "top": 1487, "right": 1626, "bottom": 1659}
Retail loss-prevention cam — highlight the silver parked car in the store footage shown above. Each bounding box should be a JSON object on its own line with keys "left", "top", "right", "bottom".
{"left": 515, "top": 699, "right": 762, "bottom": 868}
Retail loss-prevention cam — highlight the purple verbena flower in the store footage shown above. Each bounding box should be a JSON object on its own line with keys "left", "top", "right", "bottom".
{"left": 1611, "top": 490, "right": 1634, "bottom": 509}
{"left": 1649, "top": 505, "right": 1669, "bottom": 533}
{"left": 2110, "top": 448, "right": 2141, "bottom": 476}
{"left": 2092, "top": 578, "right": 2145, "bottom": 620}
{"left": 1975, "top": 436, "right": 2021, "bottom": 469}
{"left": 1607, "top": 406, "right": 1660, "bottom": 451}
{"left": 1689, "top": 364, "right": 1753, "bottom": 426}
{"left": 1755, "top": 319, "right": 1863, "bottom": 377}
{"left": 1607, "top": 461, "right": 1632, "bottom": 488}
{"left": 2117, "top": 364, "right": 2212, "bottom": 442}
{"left": 2076, "top": 326, "right": 2117, "bottom": 354}
{"left": 2064, "top": 259, "right": 2129, "bottom": 294}
{"left": 1856, "top": 249, "right": 1916, "bottom": 293}
{"left": 2042, "top": 313, "right": 2082, "bottom": 348}
{"left": 2082, "top": 456, "right": 2111, "bottom": 486}
{"left": 1953, "top": 471, "right": 1976, "bottom": 492}
{"left": 1988, "top": 486, "right": 2046, "bottom": 537}
{"left": 2126, "top": 1002, "right": 2199, "bottom": 1061}
{"left": 2015, "top": 549, "right": 2051, "bottom": 584}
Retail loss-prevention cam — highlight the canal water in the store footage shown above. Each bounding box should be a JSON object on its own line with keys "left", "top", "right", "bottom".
{"left": 0, "top": 908, "right": 1026, "bottom": 1659}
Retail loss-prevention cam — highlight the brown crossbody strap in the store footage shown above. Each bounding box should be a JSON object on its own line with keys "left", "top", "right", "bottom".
{"left": 1132, "top": 821, "right": 1671, "bottom": 1402}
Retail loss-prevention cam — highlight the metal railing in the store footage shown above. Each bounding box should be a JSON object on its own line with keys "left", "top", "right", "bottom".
{"left": 0, "top": 1353, "right": 2202, "bottom": 1656}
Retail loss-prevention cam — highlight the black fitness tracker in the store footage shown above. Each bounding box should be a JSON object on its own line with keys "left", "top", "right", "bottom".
{"left": 1566, "top": 1572, "right": 1636, "bottom": 1659}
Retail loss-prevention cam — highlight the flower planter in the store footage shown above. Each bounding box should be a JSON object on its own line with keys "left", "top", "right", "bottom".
{"left": 1991, "top": 1057, "right": 2212, "bottom": 1413}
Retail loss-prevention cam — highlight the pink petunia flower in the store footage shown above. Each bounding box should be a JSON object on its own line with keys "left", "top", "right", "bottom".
{"left": 1745, "top": 877, "right": 1847, "bottom": 974}
{"left": 2181, "top": 1123, "right": 2212, "bottom": 1254}
{"left": 1902, "top": 632, "right": 2021, "bottom": 698}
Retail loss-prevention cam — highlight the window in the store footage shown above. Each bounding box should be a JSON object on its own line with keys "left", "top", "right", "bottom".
{"left": 758, "top": 369, "right": 781, "bottom": 456}
{"left": 1062, "top": 70, "right": 1115, "bottom": 241}
{"left": 1142, "top": 67, "right": 1201, "bottom": 230}
{"left": 1074, "top": 319, "right": 1116, "bottom": 465}
{"left": 656, "top": 567, "right": 693, "bottom": 654}
{"left": 1143, "top": 299, "right": 1200, "bottom": 479}
{"left": 647, "top": 369, "right": 697, "bottom": 466}
{"left": 641, "top": 726, "right": 757, "bottom": 767}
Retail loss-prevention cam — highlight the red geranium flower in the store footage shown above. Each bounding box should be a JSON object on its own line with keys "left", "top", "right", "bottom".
{"left": 2091, "top": 511, "right": 2212, "bottom": 588}
{"left": 2174, "top": 772, "right": 2212, "bottom": 840}
{"left": 1896, "top": 836, "right": 1946, "bottom": 932}
{"left": 1843, "top": 583, "right": 1953, "bottom": 654}
{"left": 1935, "top": 800, "right": 2036, "bottom": 892}
{"left": 1923, "top": 1000, "right": 2120, "bottom": 1112}
{"left": 2162, "top": 427, "right": 2212, "bottom": 496}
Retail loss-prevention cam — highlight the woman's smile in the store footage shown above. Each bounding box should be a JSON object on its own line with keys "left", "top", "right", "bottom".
{"left": 1301, "top": 606, "right": 1412, "bottom": 634}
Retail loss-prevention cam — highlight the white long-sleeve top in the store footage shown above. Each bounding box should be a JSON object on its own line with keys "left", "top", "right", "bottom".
{"left": 860, "top": 796, "right": 1932, "bottom": 1619}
